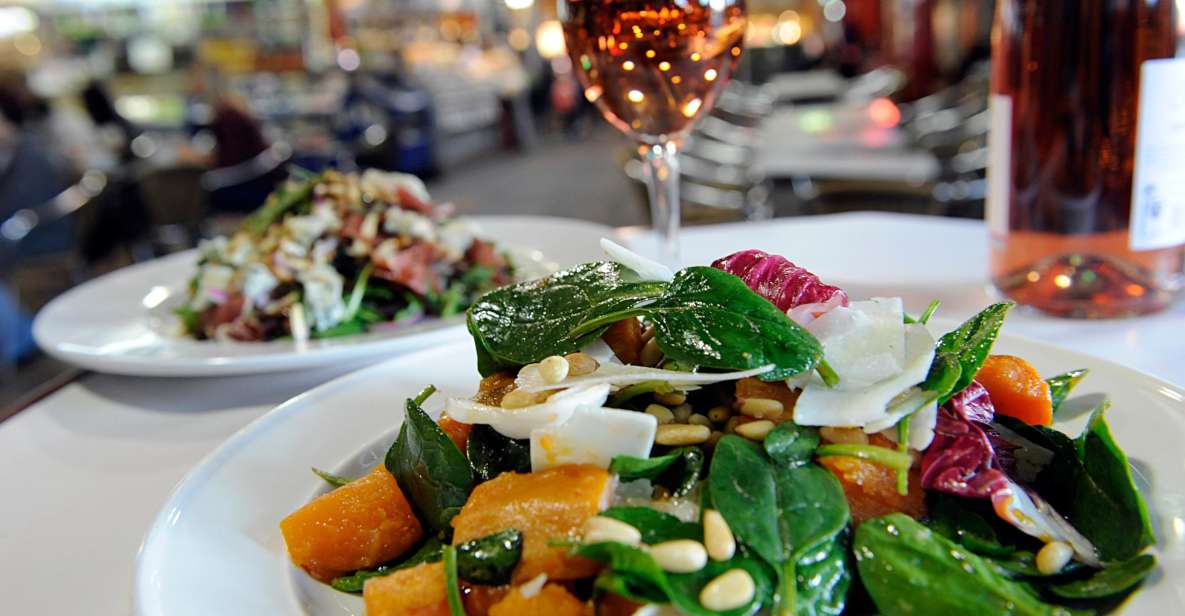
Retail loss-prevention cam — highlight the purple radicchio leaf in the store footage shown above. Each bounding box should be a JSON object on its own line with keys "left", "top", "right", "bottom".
{"left": 711, "top": 250, "right": 848, "bottom": 316}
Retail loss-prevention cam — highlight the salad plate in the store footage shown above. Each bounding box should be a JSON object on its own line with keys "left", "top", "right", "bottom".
{"left": 134, "top": 325, "right": 1185, "bottom": 615}
{"left": 33, "top": 215, "right": 613, "bottom": 377}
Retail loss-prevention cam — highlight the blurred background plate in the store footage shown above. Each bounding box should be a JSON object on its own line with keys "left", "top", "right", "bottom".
{"left": 32, "top": 215, "right": 612, "bottom": 376}
{"left": 133, "top": 328, "right": 1185, "bottom": 616}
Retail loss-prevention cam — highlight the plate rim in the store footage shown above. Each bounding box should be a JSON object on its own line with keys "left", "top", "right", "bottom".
{"left": 132, "top": 325, "right": 1185, "bottom": 615}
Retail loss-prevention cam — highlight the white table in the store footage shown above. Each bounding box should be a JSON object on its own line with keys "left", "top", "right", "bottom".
{"left": 2, "top": 212, "right": 1183, "bottom": 615}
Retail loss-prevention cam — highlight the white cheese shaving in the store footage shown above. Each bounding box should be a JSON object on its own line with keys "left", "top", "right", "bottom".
{"left": 806, "top": 297, "right": 906, "bottom": 390}
{"left": 299, "top": 263, "right": 347, "bottom": 331}
{"left": 241, "top": 262, "right": 278, "bottom": 307}
{"left": 360, "top": 169, "right": 431, "bottom": 204}
{"left": 518, "top": 574, "right": 549, "bottom": 599}
{"left": 515, "top": 363, "right": 774, "bottom": 393}
{"left": 444, "top": 384, "right": 611, "bottom": 439}
{"left": 383, "top": 208, "right": 435, "bottom": 242}
{"left": 438, "top": 218, "right": 480, "bottom": 261}
{"left": 530, "top": 406, "right": 657, "bottom": 471}
{"left": 600, "top": 237, "right": 674, "bottom": 282}
{"left": 192, "top": 264, "right": 234, "bottom": 309}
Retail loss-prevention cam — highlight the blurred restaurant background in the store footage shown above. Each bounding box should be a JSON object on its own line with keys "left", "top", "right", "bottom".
{"left": 0, "top": 0, "right": 1174, "bottom": 404}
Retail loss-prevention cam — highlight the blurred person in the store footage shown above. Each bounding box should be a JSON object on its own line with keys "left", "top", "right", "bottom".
{"left": 81, "top": 80, "right": 140, "bottom": 162}
{"left": 209, "top": 94, "right": 270, "bottom": 168}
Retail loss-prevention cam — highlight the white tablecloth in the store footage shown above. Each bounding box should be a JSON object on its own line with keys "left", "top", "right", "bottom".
{"left": 2, "top": 212, "right": 1183, "bottom": 614}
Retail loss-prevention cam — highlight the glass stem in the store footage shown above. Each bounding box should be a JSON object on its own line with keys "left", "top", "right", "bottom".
{"left": 641, "top": 140, "right": 681, "bottom": 267}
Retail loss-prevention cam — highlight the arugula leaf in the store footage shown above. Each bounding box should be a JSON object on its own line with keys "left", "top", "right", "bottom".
{"left": 466, "top": 425, "right": 531, "bottom": 482}
{"left": 764, "top": 423, "right": 821, "bottom": 468}
{"left": 598, "top": 267, "right": 823, "bottom": 380}
{"left": 386, "top": 397, "right": 474, "bottom": 537}
{"left": 442, "top": 545, "right": 465, "bottom": 616}
{"left": 330, "top": 536, "right": 444, "bottom": 592}
{"left": 856, "top": 514, "right": 1069, "bottom": 616}
{"left": 311, "top": 467, "right": 354, "bottom": 488}
{"left": 930, "top": 303, "right": 1014, "bottom": 402}
{"left": 600, "top": 507, "right": 702, "bottom": 544}
{"left": 1047, "top": 369, "right": 1089, "bottom": 414}
{"left": 1048, "top": 554, "right": 1156, "bottom": 599}
{"left": 609, "top": 448, "right": 704, "bottom": 498}
{"left": 466, "top": 261, "right": 665, "bottom": 373}
{"left": 456, "top": 529, "right": 523, "bottom": 586}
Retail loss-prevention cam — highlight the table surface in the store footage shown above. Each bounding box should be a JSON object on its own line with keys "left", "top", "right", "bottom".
{"left": 3, "top": 212, "right": 1183, "bottom": 614}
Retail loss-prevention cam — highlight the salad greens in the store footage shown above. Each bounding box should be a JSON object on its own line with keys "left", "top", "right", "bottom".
{"left": 310, "top": 466, "right": 354, "bottom": 488}
{"left": 925, "top": 302, "right": 1013, "bottom": 402}
{"left": 466, "top": 424, "right": 531, "bottom": 482}
{"left": 330, "top": 536, "right": 444, "bottom": 592}
{"left": 610, "top": 447, "right": 704, "bottom": 498}
{"left": 455, "top": 528, "right": 523, "bottom": 585}
{"left": 600, "top": 506, "right": 703, "bottom": 543}
{"left": 1047, "top": 369, "right": 1089, "bottom": 413}
{"left": 386, "top": 393, "right": 474, "bottom": 538}
{"left": 442, "top": 544, "right": 465, "bottom": 616}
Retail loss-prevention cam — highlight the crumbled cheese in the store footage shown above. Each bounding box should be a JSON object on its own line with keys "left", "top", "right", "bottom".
{"left": 197, "top": 236, "right": 228, "bottom": 262}
{"left": 241, "top": 262, "right": 278, "bottom": 307}
{"left": 359, "top": 211, "right": 380, "bottom": 241}
{"left": 284, "top": 203, "right": 340, "bottom": 247}
{"left": 360, "top": 169, "right": 431, "bottom": 204}
{"left": 224, "top": 234, "right": 255, "bottom": 266}
{"left": 299, "top": 263, "right": 347, "bottom": 331}
{"left": 383, "top": 207, "right": 435, "bottom": 242}
{"left": 192, "top": 264, "right": 235, "bottom": 309}
{"left": 437, "top": 219, "right": 478, "bottom": 261}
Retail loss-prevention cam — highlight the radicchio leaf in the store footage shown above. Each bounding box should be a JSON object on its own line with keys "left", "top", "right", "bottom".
{"left": 921, "top": 382, "right": 1101, "bottom": 565}
{"left": 711, "top": 250, "right": 848, "bottom": 324}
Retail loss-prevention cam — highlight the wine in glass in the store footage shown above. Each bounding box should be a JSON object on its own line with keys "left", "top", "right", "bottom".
{"left": 560, "top": 0, "right": 747, "bottom": 265}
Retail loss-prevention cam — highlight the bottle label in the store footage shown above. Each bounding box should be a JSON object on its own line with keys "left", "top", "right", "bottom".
{"left": 1130, "top": 58, "right": 1185, "bottom": 251}
{"left": 986, "top": 94, "right": 1012, "bottom": 237}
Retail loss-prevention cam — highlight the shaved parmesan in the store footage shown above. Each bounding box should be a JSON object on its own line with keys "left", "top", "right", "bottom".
{"left": 600, "top": 238, "right": 674, "bottom": 282}
{"left": 793, "top": 324, "right": 935, "bottom": 428}
{"left": 516, "top": 363, "right": 774, "bottom": 393}
{"left": 806, "top": 298, "right": 906, "bottom": 390}
{"left": 444, "top": 384, "right": 610, "bottom": 439}
{"left": 530, "top": 406, "right": 657, "bottom": 471}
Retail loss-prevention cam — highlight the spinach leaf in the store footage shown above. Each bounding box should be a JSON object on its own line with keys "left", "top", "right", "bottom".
{"left": 930, "top": 303, "right": 1013, "bottom": 402}
{"left": 793, "top": 530, "right": 851, "bottom": 616}
{"left": 311, "top": 466, "right": 354, "bottom": 488}
{"left": 578, "top": 541, "right": 774, "bottom": 616}
{"left": 609, "top": 448, "right": 704, "bottom": 498}
{"left": 708, "top": 436, "right": 783, "bottom": 566}
{"left": 442, "top": 545, "right": 465, "bottom": 616}
{"left": 921, "top": 353, "right": 962, "bottom": 398}
{"left": 1048, "top": 554, "right": 1156, "bottom": 599}
{"left": 607, "top": 380, "right": 675, "bottom": 407}
{"left": 763, "top": 423, "right": 821, "bottom": 468}
{"left": 467, "top": 425, "right": 531, "bottom": 482}
{"left": 989, "top": 551, "right": 1087, "bottom": 579}
{"left": 466, "top": 261, "right": 666, "bottom": 373}
{"left": 386, "top": 397, "right": 474, "bottom": 537}
{"left": 456, "top": 528, "right": 523, "bottom": 586}
{"left": 637, "top": 267, "right": 823, "bottom": 380}
{"left": 1047, "top": 369, "right": 1089, "bottom": 414}
{"left": 926, "top": 493, "right": 1020, "bottom": 557}
{"left": 330, "top": 536, "right": 444, "bottom": 592}
{"left": 600, "top": 506, "right": 702, "bottom": 544}
{"left": 856, "top": 514, "right": 1068, "bottom": 616}
{"left": 775, "top": 464, "right": 850, "bottom": 562}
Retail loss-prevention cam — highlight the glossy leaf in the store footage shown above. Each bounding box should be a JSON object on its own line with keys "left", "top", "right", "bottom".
{"left": 609, "top": 447, "right": 704, "bottom": 498}
{"left": 600, "top": 507, "right": 702, "bottom": 544}
{"left": 1048, "top": 554, "right": 1156, "bottom": 599}
{"left": 456, "top": 528, "right": 523, "bottom": 586}
{"left": 931, "top": 303, "right": 1013, "bottom": 402}
{"left": 386, "top": 397, "right": 474, "bottom": 537}
{"left": 1047, "top": 369, "right": 1089, "bottom": 414}
{"left": 466, "top": 424, "right": 531, "bottom": 482}
{"left": 763, "top": 423, "right": 821, "bottom": 469}
{"left": 329, "top": 536, "right": 444, "bottom": 593}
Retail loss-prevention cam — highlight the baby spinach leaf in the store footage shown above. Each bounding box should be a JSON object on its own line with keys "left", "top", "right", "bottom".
{"left": 386, "top": 397, "right": 474, "bottom": 538}
{"left": 466, "top": 261, "right": 665, "bottom": 372}
{"left": 709, "top": 436, "right": 783, "bottom": 566}
{"left": 921, "top": 353, "right": 962, "bottom": 398}
{"left": 775, "top": 464, "right": 850, "bottom": 562}
{"left": 442, "top": 545, "right": 465, "bottom": 616}
{"left": 764, "top": 423, "right": 821, "bottom": 469}
{"left": 794, "top": 530, "right": 851, "bottom": 616}
{"left": 600, "top": 506, "right": 702, "bottom": 544}
{"left": 467, "top": 425, "right": 531, "bottom": 482}
{"left": 311, "top": 467, "right": 354, "bottom": 488}
{"left": 989, "top": 551, "right": 1087, "bottom": 579}
{"left": 665, "top": 548, "right": 775, "bottom": 616}
{"left": 456, "top": 528, "right": 523, "bottom": 586}
{"left": 931, "top": 302, "right": 1013, "bottom": 402}
{"left": 330, "top": 536, "right": 444, "bottom": 592}
{"left": 1048, "top": 554, "right": 1156, "bottom": 599}
{"left": 609, "top": 447, "right": 704, "bottom": 497}
{"left": 926, "top": 493, "right": 1021, "bottom": 557}
{"left": 856, "top": 514, "right": 1068, "bottom": 616}
{"left": 1047, "top": 369, "right": 1089, "bottom": 414}
{"left": 643, "top": 267, "right": 823, "bottom": 380}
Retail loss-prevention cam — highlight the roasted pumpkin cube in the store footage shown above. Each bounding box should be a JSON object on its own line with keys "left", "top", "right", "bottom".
{"left": 280, "top": 466, "right": 423, "bottom": 581}
{"left": 818, "top": 435, "right": 925, "bottom": 524}
{"left": 489, "top": 583, "right": 591, "bottom": 616}
{"left": 363, "top": 561, "right": 448, "bottom": 616}
{"left": 452, "top": 464, "right": 613, "bottom": 582}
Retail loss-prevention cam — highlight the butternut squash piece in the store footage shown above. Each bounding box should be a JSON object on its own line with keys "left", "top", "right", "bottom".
{"left": 602, "top": 317, "right": 644, "bottom": 365}
{"left": 489, "top": 583, "right": 591, "bottom": 616}
{"left": 363, "top": 561, "right": 449, "bottom": 616}
{"left": 452, "top": 464, "right": 613, "bottom": 582}
{"left": 280, "top": 466, "right": 423, "bottom": 581}
{"left": 818, "top": 435, "right": 925, "bottom": 524}
{"left": 438, "top": 413, "right": 473, "bottom": 452}
{"left": 734, "top": 378, "right": 799, "bottom": 421}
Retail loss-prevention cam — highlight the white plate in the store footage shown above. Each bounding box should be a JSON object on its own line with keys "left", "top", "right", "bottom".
{"left": 135, "top": 329, "right": 1185, "bottom": 615}
{"left": 33, "top": 216, "right": 614, "bottom": 376}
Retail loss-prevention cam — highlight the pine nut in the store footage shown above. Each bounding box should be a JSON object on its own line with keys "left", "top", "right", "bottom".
{"left": 564, "top": 352, "right": 599, "bottom": 376}
{"left": 699, "top": 568, "right": 755, "bottom": 611}
{"left": 723, "top": 416, "right": 742, "bottom": 434}
{"left": 687, "top": 413, "right": 713, "bottom": 428}
{"left": 702, "top": 509, "right": 736, "bottom": 561}
{"left": 671, "top": 403, "right": 693, "bottom": 422}
{"left": 738, "top": 397, "right": 784, "bottom": 419}
{"left": 819, "top": 426, "right": 869, "bottom": 445}
{"left": 654, "top": 391, "right": 687, "bottom": 406}
{"left": 648, "top": 540, "right": 708, "bottom": 573}
{"left": 1036, "top": 541, "right": 1074, "bottom": 575}
{"left": 655, "top": 424, "right": 711, "bottom": 446}
{"left": 707, "top": 406, "right": 732, "bottom": 424}
{"left": 705, "top": 430, "right": 724, "bottom": 448}
{"left": 539, "top": 355, "right": 570, "bottom": 384}
{"left": 645, "top": 404, "right": 675, "bottom": 425}
{"left": 501, "top": 388, "right": 544, "bottom": 409}
{"left": 735, "top": 419, "right": 775, "bottom": 441}
{"left": 583, "top": 515, "right": 642, "bottom": 546}
{"left": 640, "top": 337, "right": 663, "bottom": 367}
{"left": 640, "top": 325, "right": 656, "bottom": 342}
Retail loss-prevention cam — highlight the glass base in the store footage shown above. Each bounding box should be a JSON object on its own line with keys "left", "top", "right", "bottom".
{"left": 992, "top": 252, "right": 1180, "bottom": 318}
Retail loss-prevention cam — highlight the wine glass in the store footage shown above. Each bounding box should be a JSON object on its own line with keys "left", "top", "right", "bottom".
{"left": 559, "top": 0, "right": 747, "bottom": 266}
